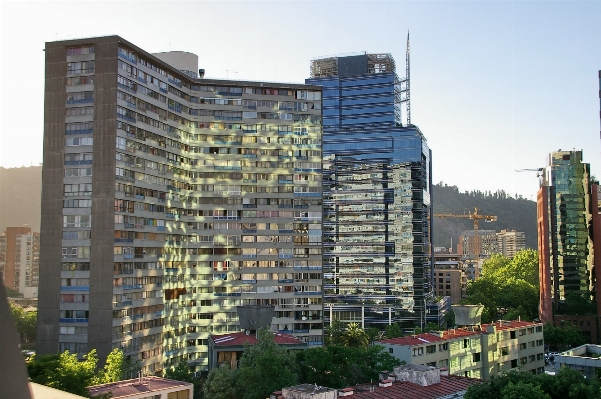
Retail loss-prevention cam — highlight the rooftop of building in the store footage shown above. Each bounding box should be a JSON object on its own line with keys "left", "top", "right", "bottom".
{"left": 211, "top": 331, "right": 307, "bottom": 347}
{"left": 348, "top": 375, "right": 479, "bottom": 399}
{"left": 378, "top": 333, "right": 446, "bottom": 346}
{"left": 48, "top": 35, "right": 322, "bottom": 90}
{"left": 87, "top": 376, "right": 192, "bottom": 398}
{"left": 378, "top": 320, "right": 543, "bottom": 346}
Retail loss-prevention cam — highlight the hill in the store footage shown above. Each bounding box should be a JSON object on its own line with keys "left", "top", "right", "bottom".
{"left": 432, "top": 183, "right": 537, "bottom": 249}
{"left": 0, "top": 166, "right": 42, "bottom": 232}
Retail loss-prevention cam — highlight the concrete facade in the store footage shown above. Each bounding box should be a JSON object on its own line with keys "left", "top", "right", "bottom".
{"left": 0, "top": 226, "right": 39, "bottom": 298}
{"left": 496, "top": 229, "right": 525, "bottom": 258}
{"left": 554, "top": 344, "right": 601, "bottom": 379}
{"left": 38, "top": 36, "right": 323, "bottom": 374}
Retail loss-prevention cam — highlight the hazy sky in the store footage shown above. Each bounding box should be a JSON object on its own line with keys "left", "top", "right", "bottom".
{"left": 1, "top": 0, "right": 599, "bottom": 199}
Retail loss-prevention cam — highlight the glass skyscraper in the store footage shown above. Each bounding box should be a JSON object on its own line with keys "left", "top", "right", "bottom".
{"left": 538, "top": 150, "right": 601, "bottom": 343}
{"left": 307, "top": 54, "right": 433, "bottom": 328}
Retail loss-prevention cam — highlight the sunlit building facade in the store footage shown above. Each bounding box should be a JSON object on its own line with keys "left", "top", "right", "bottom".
{"left": 307, "top": 54, "right": 433, "bottom": 327}
{"left": 38, "top": 36, "right": 323, "bottom": 374}
{"left": 538, "top": 150, "right": 601, "bottom": 343}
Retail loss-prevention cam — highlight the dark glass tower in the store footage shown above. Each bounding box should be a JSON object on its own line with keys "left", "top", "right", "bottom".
{"left": 307, "top": 53, "right": 433, "bottom": 328}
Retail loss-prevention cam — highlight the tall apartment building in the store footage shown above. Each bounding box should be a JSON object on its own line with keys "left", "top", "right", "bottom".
{"left": 538, "top": 150, "right": 601, "bottom": 343}
{"left": 306, "top": 53, "right": 433, "bottom": 328}
{"left": 496, "top": 229, "right": 525, "bottom": 258}
{"left": 0, "top": 226, "right": 40, "bottom": 298}
{"left": 38, "top": 36, "right": 323, "bottom": 374}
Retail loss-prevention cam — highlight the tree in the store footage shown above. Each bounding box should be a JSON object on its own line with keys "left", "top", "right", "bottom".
{"left": 10, "top": 303, "right": 37, "bottom": 344}
{"left": 500, "top": 382, "right": 550, "bottom": 399}
{"left": 341, "top": 323, "right": 369, "bottom": 347}
{"left": 385, "top": 323, "right": 403, "bottom": 339}
{"left": 27, "top": 348, "right": 132, "bottom": 398}
{"left": 324, "top": 319, "right": 346, "bottom": 346}
{"left": 464, "top": 250, "right": 539, "bottom": 323}
{"left": 365, "top": 327, "right": 384, "bottom": 343}
{"left": 464, "top": 368, "right": 601, "bottom": 399}
{"left": 296, "top": 344, "right": 401, "bottom": 389}
{"left": 543, "top": 323, "right": 586, "bottom": 352}
{"left": 164, "top": 359, "right": 204, "bottom": 399}
{"left": 236, "top": 328, "right": 299, "bottom": 399}
{"left": 28, "top": 350, "right": 98, "bottom": 397}
{"left": 203, "top": 366, "right": 238, "bottom": 399}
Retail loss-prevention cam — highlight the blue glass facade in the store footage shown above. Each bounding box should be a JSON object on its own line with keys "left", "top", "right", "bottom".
{"left": 307, "top": 59, "right": 433, "bottom": 327}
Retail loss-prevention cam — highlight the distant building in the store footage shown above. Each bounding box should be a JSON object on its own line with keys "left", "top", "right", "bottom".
{"left": 554, "top": 344, "right": 601, "bottom": 379}
{"left": 538, "top": 150, "right": 601, "bottom": 343}
{"left": 496, "top": 230, "right": 525, "bottom": 258}
{"left": 377, "top": 320, "right": 545, "bottom": 379}
{"left": 433, "top": 253, "right": 467, "bottom": 304}
{"left": 88, "top": 376, "right": 193, "bottom": 399}
{"left": 0, "top": 226, "right": 39, "bottom": 298}
{"left": 457, "top": 230, "right": 497, "bottom": 259}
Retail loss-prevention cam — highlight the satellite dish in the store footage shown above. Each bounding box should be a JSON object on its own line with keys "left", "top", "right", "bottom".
{"left": 245, "top": 330, "right": 250, "bottom": 335}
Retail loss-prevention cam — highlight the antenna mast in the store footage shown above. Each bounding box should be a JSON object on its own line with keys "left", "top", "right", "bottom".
{"left": 397, "top": 31, "right": 411, "bottom": 126}
{"left": 405, "top": 31, "right": 411, "bottom": 126}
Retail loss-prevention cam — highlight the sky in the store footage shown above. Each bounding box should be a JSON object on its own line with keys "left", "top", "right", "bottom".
{"left": 1, "top": 0, "right": 600, "bottom": 199}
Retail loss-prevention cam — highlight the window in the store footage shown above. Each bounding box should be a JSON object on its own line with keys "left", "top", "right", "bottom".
{"left": 66, "top": 137, "right": 93, "bottom": 146}
{"left": 66, "top": 91, "right": 94, "bottom": 104}
{"left": 66, "top": 106, "right": 94, "bottom": 116}
{"left": 463, "top": 339, "right": 469, "bottom": 348}
{"left": 472, "top": 352, "right": 481, "bottom": 362}
{"left": 67, "top": 46, "right": 94, "bottom": 55}
{"left": 67, "top": 76, "right": 94, "bottom": 86}
{"left": 67, "top": 61, "right": 95, "bottom": 75}
{"left": 439, "top": 343, "right": 448, "bottom": 351}
{"left": 426, "top": 345, "right": 436, "bottom": 354}
{"left": 412, "top": 347, "right": 424, "bottom": 356}
{"left": 500, "top": 346, "right": 509, "bottom": 356}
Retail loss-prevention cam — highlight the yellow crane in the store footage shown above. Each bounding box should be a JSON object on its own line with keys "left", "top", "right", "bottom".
{"left": 434, "top": 207, "right": 498, "bottom": 278}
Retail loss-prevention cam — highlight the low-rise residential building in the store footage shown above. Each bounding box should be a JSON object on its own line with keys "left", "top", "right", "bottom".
{"left": 377, "top": 320, "right": 545, "bottom": 380}
{"left": 208, "top": 331, "right": 307, "bottom": 370}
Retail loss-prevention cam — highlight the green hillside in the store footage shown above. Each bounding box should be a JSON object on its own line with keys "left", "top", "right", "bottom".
{"left": 431, "top": 183, "right": 537, "bottom": 249}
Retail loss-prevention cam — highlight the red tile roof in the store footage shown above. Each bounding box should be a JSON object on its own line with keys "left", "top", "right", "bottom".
{"left": 378, "top": 333, "right": 446, "bottom": 346}
{"left": 347, "top": 375, "right": 479, "bottom": 399}
{"left": 211, "top": 331, "right": 306, "bottom": 346}
{"left": 88, "top": 376, "right": 192, "bottom": 399}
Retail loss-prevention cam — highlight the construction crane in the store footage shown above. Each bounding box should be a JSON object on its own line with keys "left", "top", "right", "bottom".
{"left": 516, "top": 168, "right": 544, "bottom": 186}
{"left": 434, "top": 207, "right": 498, "bottom": 278}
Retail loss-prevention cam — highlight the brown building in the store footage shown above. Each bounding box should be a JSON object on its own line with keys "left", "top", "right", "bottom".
{"left": 433, "top": 253, "right": 466, "bottom": 304}
{"left": 538, "top": 150, "right": 601, "bottom": 343}
{"left": 37, "top": 35, "right": 323, "bottom": 374}
{"left": 0, "top": 226, "right": 40, "bottom": 298}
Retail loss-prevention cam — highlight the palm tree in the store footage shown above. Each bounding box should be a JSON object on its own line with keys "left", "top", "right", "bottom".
{"left": 342, "top": 323, "right": 369, "bottom": 347}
